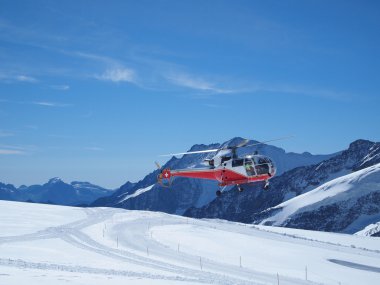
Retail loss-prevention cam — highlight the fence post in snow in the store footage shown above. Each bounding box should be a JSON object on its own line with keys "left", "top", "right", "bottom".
{"left": 239, "top": 256, "right": 242, "bottom": 268}
{"left": 199, "top": 257, "right": 203, "bottom": 270}
{"left": 147, "top": 247, "right": 149, "bottom": 256}
{"left": 178, "top": 243, "right": 180, "bottom": 253}
{"left": 305, "top": 266, "right": 308, "bottom": 281}
{"left": 277, "top": 273, "right": 279, "bottom": 285}
{"left": 102, "top": 229, "right": 104, "bottom": 238}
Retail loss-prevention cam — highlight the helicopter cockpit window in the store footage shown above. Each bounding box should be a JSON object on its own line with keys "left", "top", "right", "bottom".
{"left": 221, "top": 156, "right": 231, "bottom": 163}
{"left": 232, "top": 159, "right": 244, "bottom": 167}
{"left": 244, "top": 159, "right": 256, "bottom": 176}
{"left": 255, "top": 157, "right": 270, "bottom": 175}
{"left": 258, "top": 158, "right": 266, "bottom": 164}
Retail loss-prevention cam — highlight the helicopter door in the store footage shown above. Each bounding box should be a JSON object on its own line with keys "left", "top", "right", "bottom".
{"left": 244, "top": 157, "right": 256, "bottom": 176}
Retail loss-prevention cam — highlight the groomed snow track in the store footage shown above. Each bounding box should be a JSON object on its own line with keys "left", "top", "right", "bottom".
{"left": 0, "top": 201, "right": 379, "bottom": 285}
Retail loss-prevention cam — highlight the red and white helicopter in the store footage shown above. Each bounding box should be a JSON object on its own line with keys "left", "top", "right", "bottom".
{"left": 156, "top": 137, "right": 292, "bottom": 197}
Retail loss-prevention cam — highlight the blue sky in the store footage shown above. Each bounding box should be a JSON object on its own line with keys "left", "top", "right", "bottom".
{"left": 1, "top": 0, "right": 379, "bottom": 188}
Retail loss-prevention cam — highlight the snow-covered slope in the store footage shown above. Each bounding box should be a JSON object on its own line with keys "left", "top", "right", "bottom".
{"left": 1, "top": 200, "right": 379, "bottom": 285}
{"left": 355, "top": 221, "right": 380, "bottom": 237}
{"left": 258, "top": 163, "right": 380, "bottom": 233}
{"left": 92, "top": 137, "right": 334, "bottom": 214}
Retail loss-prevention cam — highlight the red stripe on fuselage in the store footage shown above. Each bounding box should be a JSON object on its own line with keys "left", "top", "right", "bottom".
{"left": 171, "top": 169, "right": 219, "bottom": 180}
{"left": 171, "top": 168, "right": 271, "bottom": 186}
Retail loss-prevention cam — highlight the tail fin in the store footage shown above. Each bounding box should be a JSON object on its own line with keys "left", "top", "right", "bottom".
{"left": 155, "top": 162, "right": 171, "bottom": 187}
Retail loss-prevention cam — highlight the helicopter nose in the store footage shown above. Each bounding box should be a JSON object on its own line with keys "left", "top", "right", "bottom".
{"left": 270, "top": 163, "right": 276, "bottom": 176}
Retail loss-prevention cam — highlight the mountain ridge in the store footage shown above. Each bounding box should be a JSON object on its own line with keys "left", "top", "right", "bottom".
{"left": 0, "top": 177, "right": 113, "bottom": 206}
{"left": 185, "top": 139, "right": 380, "bottom": 233}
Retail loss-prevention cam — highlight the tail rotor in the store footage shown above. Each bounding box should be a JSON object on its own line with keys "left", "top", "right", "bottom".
{"left": 155, "top": 161, "right": 172, "bottom": 188}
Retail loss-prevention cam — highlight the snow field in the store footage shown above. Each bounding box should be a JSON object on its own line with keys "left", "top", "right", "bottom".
{"left": 0, "top": 200, "right": 379, "bottom": 285}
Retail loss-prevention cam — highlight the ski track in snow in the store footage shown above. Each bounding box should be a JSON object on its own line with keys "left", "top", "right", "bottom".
{"left": 1, "top": 203, "right": 380, "bottom": 285}
{"left": 0, "top": 206, "right": 285, "bottom": 285}
{"left": 328, "top": 259, "right": 380, "bottom": 274}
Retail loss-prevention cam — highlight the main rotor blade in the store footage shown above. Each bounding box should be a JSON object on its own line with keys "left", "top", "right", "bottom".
{"left": 244, "top": 135, "right": 294, "bottom": 148}
{"left": 235, "top": 138, "right": 250, "bottom": 148}
{"left": 220, "top": 138, "right": 249, "bottom": 150}
{"left": 159, "top": 148, "right": 220, "bottom": 157}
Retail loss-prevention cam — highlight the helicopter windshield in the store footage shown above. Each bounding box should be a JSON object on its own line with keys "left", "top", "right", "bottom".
{"left": 255, "top": 156, "right": 271, "bottom": 175}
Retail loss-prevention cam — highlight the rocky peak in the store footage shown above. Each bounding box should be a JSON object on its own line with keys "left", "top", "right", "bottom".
{"left": 47, "top": 177, "right": 64, "bottom": 185}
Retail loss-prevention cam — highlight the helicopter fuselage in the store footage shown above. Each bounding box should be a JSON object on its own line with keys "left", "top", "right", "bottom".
{"left": 160, "top": 154, "right": 276, "bottom": 187}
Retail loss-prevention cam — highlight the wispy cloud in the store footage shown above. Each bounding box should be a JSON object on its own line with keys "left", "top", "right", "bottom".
{"left": 1, "top": 99, "right": 71, "bottom": 107}
{"left": 0, "top": 149, "right": 25, "bottom": 155}
{"left": 62, "top": 50, "right": 138, "bottom": 84}
{"left": 15, "top": 75, "right": 37, "bottom": 83}
{"left": 0, "top": 21, "right": 348, "bottom": 101}
{"left": 67, "top": 50, "right": 115, "bottom": 65}
{"left": 0, "top": 73, "right": 38, "bottom": 83}
{"left": 164, "top": 72, "right": 234, "bottom": 94}
{"left": 84, "top": 146, "right": 103, "bottom": 151}
{"left": 95, "top": 67, "right": 136, "bottom": 83}
{"left": 32, "top": 101, "right": 70, "bottom": 107}
{"left": 0, "top": 144, "right": 27, "bottom": 155}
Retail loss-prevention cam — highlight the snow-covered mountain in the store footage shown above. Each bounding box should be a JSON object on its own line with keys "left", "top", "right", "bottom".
{"left": 0, "top": 182, "right": 19, "bottom": 200}
{"left": 92, "top": 137, "right": 334, "bottom": 214}
{"left": 0, "top": 177, "right": 113, "bottom": 206}
{"left": 355, "top": 221, "right": 380, "bottom": 237}
{"left": 185, "top": 139, "right": 380, "bottom": 226}
{"left": 1, "top": 200, "right": 379, "bottom": 285}
{"left": 256, "top": 163, "right": 380, "bottom": 234}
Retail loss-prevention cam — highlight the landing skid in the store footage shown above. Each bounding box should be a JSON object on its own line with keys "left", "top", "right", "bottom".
{"left": 216, "top": 185, "right": 228, "bottom": 197}
{"left": 216, "top": 181, "right": 270, "bottom": 197}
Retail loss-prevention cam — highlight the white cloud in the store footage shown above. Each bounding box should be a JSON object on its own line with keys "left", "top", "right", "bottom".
{"left": 32, "top": 101, "right": 69, "bottom": 107}
{"left": 95, "top": 67, "right": 136, "bottom": 83}
{"left": 15, "top": 75, "right": 37, "bottom": 83}
{"left": 0, "top": 149, "right": 25, "bottom": 155}
{"left": 0, "top": 144, "right": 36, "bottom": 155}
{"left": 68, "top": 51, "right": 115, "bottom": 65}
{"left": 165, "top": 72, "right": 234, "bottom": 94}
{"left": 0, "top": 73, "right": 38, "bottom": 83}
{"left": 0, "top": 99, "right": 70, "bottom": 107}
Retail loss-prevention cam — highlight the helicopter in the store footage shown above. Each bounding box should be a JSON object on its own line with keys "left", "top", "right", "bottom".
{"left": 156, "top": 136, "right": 292, "bottom": 197}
